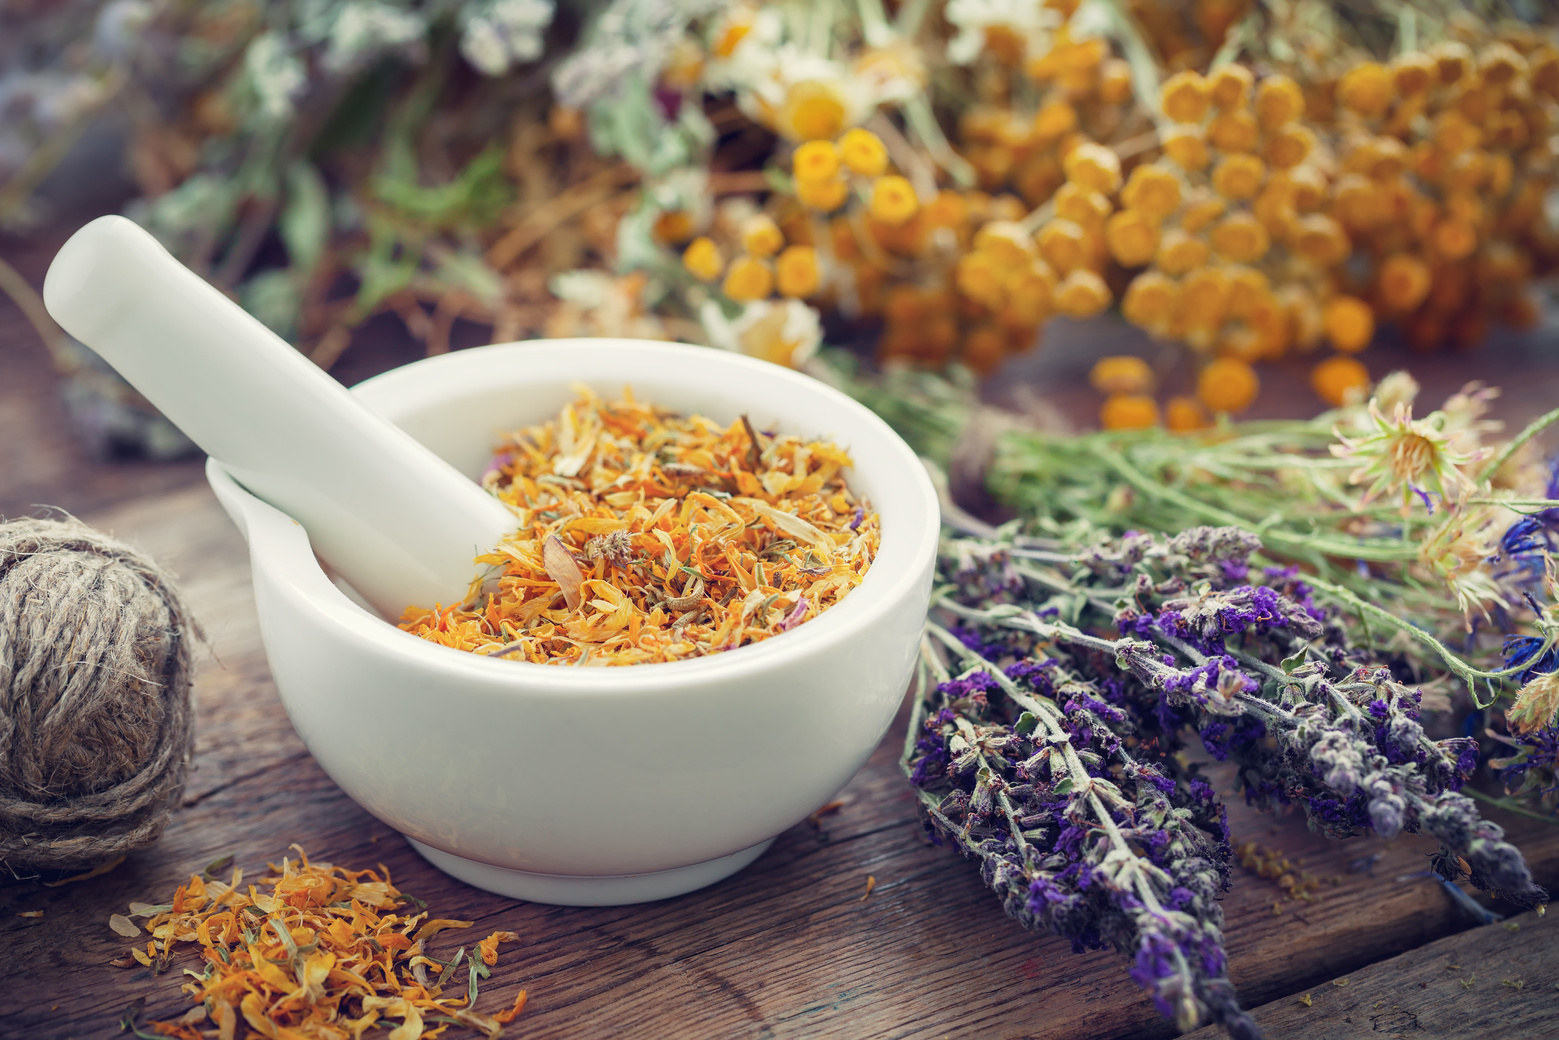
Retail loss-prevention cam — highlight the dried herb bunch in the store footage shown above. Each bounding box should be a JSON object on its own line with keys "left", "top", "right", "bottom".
{"left": 906, "top": 524, "right": 1549, "bottom": 1037}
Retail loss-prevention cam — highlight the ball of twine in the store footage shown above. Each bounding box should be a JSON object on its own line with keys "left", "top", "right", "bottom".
{"left": 0, "top": 516, "right": 198, "bottom": 872}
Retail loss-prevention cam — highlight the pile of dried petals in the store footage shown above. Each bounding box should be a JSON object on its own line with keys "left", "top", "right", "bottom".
{"left": 399, "top": 387, "right": 879, "bottom": 665}
{"left": 112, "top": 848, "right": 527, "bottom": 1039}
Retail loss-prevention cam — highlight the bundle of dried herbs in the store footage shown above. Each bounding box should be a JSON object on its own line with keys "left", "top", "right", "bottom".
{"left": 905, "top": 524, "right": 1548, "bottom": 1038}
{"left": 399, "top": 387, "right": 878, "bottom": 664}
{"left": 112, "top": 848, "right": 528, "bottom": 1039}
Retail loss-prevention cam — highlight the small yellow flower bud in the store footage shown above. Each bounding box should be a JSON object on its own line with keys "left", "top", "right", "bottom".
{"left": 1033, "top": 99, "right": 1079, "bottom": 139}
{"left": 682, "top": 236, "right": 723, "bottom": 282}
{"left": 1100, "top": 394, "right": 1160, "bottom": 430}
{"left": 1209, "top": 65, "right": 1254, "bottom": 111}
{"left": 796, "top": 176, "right": 848, "bottom": 213}
{"left": 1165, "top": 395, "right": 1210, "bottom": 431}
{"left": 1197, "top": 357, "right": 1260, "bottom": 413}
{"left": 1122, "top": 271, "right": 1180, "bottom": 333}
{"left": 1311, "top": 355, "right": 1370, "bottom": 406}
{"left": 1037, "top": 218, "right": 1089, "bottom": 274}
{"left": 1211, "top": 153, "right": 1265, "bottom": 200}
{"left": 793, "top": 140, "right": 841, "bottom": 183}
{"left": 1254, "top": 74, "right": 1305, "bottom": 128}
{"left": 722, "top": 256, "right": 774, "bottom": 301}
{"left": 1105, "top": 209, "right": 1160, "bottom": 267}
{"left": 1322, "top": 295, "right": 1374, "bottom": 353}
{"left": 1209, "top": 212, "right": 1270, "bottom": 263}
{"left": 1120, "top": 164, "right": 1182, "bottom": 222}
{"left": 775, "top": 245, "right": 821, "bottom": 298}
{"left": 1156, "top": 229, "right": 1211, "bottom": 276}
{"left": 741, "top": 215, "right": 785, "bottom": 258}
{"left": 1063, "top": 142, "right": 1123, "bottom": 194}
{"left": 869, "top": 175, "right": 919, "bottom": 226}
{"left": 1162, "top": 126, "right": 1210, "bottom": 172}
{"left": 838, "top": 128, "right": 888, "bottom": 177}
{"left": 1265, "top": 124, "right": 1315, "bottom": 170}
{"left": 1207, "top": 110, "right": 1259, "bottom": 153}
{"left": 1378, "top": 254, "right": 1431, "bottom": 312}
{"left": 1160, "top": 71, "right": 1211, "bottom": 124}
{"left": 1089, "top": 355, "right": 1154, "bottom": 394}
{"left": 1337, "top": 62, "right": 1392, "bottom": 117}
{"left": 1054, "top": 269, "right": 1112, "bottom": 318}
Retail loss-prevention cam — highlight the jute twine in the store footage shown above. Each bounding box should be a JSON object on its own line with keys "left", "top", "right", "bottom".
{"left": 0, "top": 516, "right": 198, "bottom": 871}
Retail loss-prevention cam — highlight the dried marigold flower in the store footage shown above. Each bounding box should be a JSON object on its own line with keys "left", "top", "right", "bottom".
{"left": 1337, "top": 62, "right": 1393, "bottom": 117}
{"left": 1289, "top": 213, "right": 1351, "bottom": 266}
{"left": 1208, "top": 110, "right": 1260, "bottom": 153}
{"left": 869, "top": 175, "right": 919, "bottom": 226}
{"left": 1162, "top": 125, "right": 1211, "bottom": 171}
{"left": 1055, "top": 183, "right": 1114, "bottom": 229}
{"left": 1312, "top": 355, "right": 1371, "bottom": 406}
{"left": 723, "top": 256, "right": 774, "bottom": 301}
{"left": 775, "top": 245, "right": 821, "bottom": 298}
{"left": 839, "top": 127, "right": 888, "bottom": 177}
{"left": 1106, "top": 209, "right": 1160, "bottom": 267}
{"left": 794, "top": 140, "right": 842, "bottom": 183}
{"left": 1122, "top": 271, "right": 1180, "bottom": 331}
{"left": 1100, "top": 393, "right": 1160, "bottom": 430}
{"left": 1120, "top": 164, "right": 1181, "bottom": 221}
{"left": 1165, "top": 394, "right": 1211, "bottom": 431}
{"left": 1063, "top": 142, "right": 1123, "bottom": 194}
{"left": 1322, "top": 295, "right": 1374, "bottom": 353}
{"left": 653, "top": 210, "right": 697, "bottom": 245}
{"left": 682, "top": 236, "right": 723, "bottom": 282}
{"left": 1286, "top": 165, "right": 1327, "bottom": 212}
{"left": 1209, "top": 212, "right": 1270, "bottom": 263}
{"left": 1161, "top": 70, "right": 1211, "bottom": 124}
{"left": 1156, "top": 228, "right": 1211, "bottom": 275}
{"left": 1197, "top": 357, "right": 1259, "bottom": 413}
{"left": 1392, "top": 52, "right": 1437, "bottom": 95}
{"left": 1378, "top": 254, "right": 1431, "bottom": 312}
{"left": 1038, "top": 218, "right": 1090, "bottom": 274}
{"left": 1055, "top": 269, "right": 1112, "bottom": 318}
{"left": 1265, "top": 124, "right": 1315, "bottom": 170}
{"left": 796, "top": 176, "right": 848, "bottom": 212}
{"left": 1254, "top": 74, "right": 1305, "bottom": 128}
{"left": 1211, "top": 153, "right": 1265, "bottom": 200}
{"left": 1089, "top": 354, "right": 1154, "bottom": 395}
{"left": 1033, "top": 98, "right": 1080, "bottom": 139}
{"left": 741, "top": 215, "right": 785, "bottom": 258}
{"left": 1253, "top": 180, "right": 1297, "bottom": 235}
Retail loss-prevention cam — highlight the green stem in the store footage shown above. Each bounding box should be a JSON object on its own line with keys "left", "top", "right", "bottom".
{"left": 1464, "top": 786, "right": 1559, "bottom": 826}
{"left": 1478, "top": 405, "right": 1559, "bottom": 482}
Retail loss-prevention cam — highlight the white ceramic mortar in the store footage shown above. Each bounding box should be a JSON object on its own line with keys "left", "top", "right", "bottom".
{"left": 206, "top": 339, "right": 939, "bottom": 905}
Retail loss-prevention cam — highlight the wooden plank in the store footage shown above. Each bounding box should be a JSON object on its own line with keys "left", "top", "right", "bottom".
{"left": 1184, "top": 910, "right": 1559, "bottom": 1039}
{"left": 2, "top": 485, "right": 1559, "bottom": 1040}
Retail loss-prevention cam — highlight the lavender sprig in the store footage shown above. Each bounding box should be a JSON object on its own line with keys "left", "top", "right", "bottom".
{"left": 934, "top": 525, "right": 1549, "bottom": 911}
{"left": 906, "top": 626, "right": 1260, "bottom": 1039}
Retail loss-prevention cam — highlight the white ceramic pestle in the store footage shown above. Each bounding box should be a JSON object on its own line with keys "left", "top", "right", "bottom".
{"left": 43, "top": 215, "right": 516, "bottom": 619}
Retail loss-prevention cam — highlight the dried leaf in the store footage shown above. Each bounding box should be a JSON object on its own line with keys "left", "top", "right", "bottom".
{"left": 411, "top": 918, "right": 475, "bottom": 943}
{"left": 109, "top": 913, "right": 142, "bottom": 937}
{"left": 544, "top": 535, "right": 585, "bottom": 610}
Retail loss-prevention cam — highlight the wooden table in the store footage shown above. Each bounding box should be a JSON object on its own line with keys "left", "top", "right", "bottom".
{"left": 3, "top": 235, "right": 1559, "bottom": 1039}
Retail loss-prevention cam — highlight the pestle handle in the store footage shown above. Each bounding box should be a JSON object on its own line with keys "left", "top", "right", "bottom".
{"left": 43, "top": 215, "right": 515, "bottom": 619}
